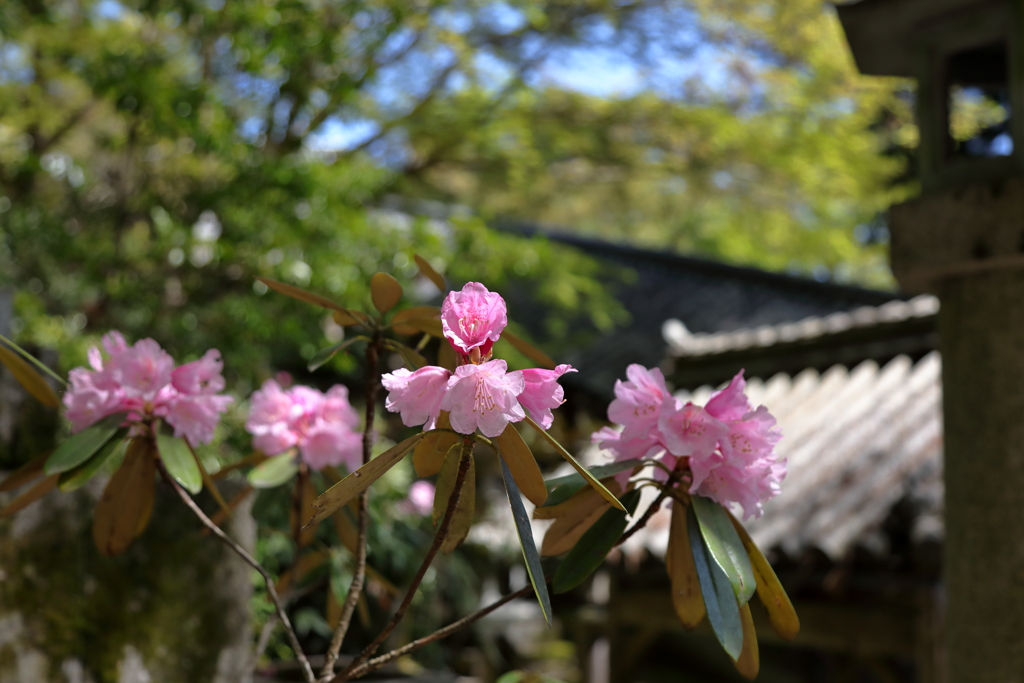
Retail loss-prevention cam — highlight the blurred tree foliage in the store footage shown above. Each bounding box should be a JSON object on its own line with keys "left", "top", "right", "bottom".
{"left": 0, "top": 0, "right": 913, "bottom": 385}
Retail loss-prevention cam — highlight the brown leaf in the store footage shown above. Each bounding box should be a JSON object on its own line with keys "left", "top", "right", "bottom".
{"left": 540, "top": 489, "right": 610, "bottom": 557}
{"left": 0, "top": 473, "right": 58, "bottom": 518}
{"left": 495, "top": 424, "right": 547, "bottom": 506}
{"left": 498, "top": 330, "right": 555, "bottom": 369}
{"left": 92, "top": 438, "right": 156, "bottom": 557}
{"left": 332, "top": 309, "right": 370, "bottom": 326}
{"left": 413, "top": 254, "right": 446, "bottom": 292}
{"left": 392, "top": 306, "right": 441, "bottom": 335}
{"left": 413, "top": 412, "right": 459, "bottom": 477}
{"left": 433, "top": 449, "right": 475, "bottom": 554}
{"left": 307, "top": 433, "right": 424, "bottom": 529}
{"left": 370, "top": 272, "right": 402, "bottom": 313}
{"left": 258, "top": 276, "right": 347, "bottom": 313}
{"left": 0, "top": 343, "right": 60, "bottom": 408}
{"left": 437, "top": 339, "right": 457, "bottom": 371}
{"left": 668, "top": 501, "right": 706, "bottom": 629}
{"left": 734, "top": 603, "right": 760, "bottom": 680}
{"left": 0, "top": 451, "right": 49, "bottom": 493}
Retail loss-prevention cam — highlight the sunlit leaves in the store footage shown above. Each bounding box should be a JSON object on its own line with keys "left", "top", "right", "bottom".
{"left": 729, "top": 509, "right": 800, "bottom": 640}
{"left": 667, "top": 500, "right": 705, "bottom": 629}
{"left": 523, "top": 416, "right": 624, "bottom": 510}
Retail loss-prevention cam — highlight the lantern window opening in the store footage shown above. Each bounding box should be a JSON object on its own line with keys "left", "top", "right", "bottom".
{"left": 945, "top": 40, "right": 1013, "bottom": 160}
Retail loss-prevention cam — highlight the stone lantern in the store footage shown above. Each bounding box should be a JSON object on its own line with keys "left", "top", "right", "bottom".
{"left": 839, "top": 1, "right": 1024, "bottom": 681}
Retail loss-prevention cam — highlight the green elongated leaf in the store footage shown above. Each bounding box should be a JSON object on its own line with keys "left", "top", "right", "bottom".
{"left": 691, "top": 495, "right": 756, "bottom": 604}
{"left": 247, "top": 451, "right": 299, "bottom": 489}
{"left": 552, "top": 489, "right": 641, "bottom": 594}
{"left": 500, "top": 458, "right": 553, "bottom": 625}
{"left": 306, "top": 433, "right": 425, "bottom": 529}
{"left": 157, "top": 432, "right": 202, "bottom": 494}
{"left": 308, "top": 337, "right": 364, "bottom": 371}
{"left": 688, "top": 504, "right": 743, "bottom": 660}
{"left": 0, "top": 343, "right": 60, "bottom": 407}
{"left": 44, "top": 412, "right": 127, "bottom": 475}
{"left": 59, "top": 431, "right": 127, "bottom": 491}
{"left": 523, "top": 416, "right": 624, "bottom": 511}
{"left": 541, "top": 458, "right": 642, "bottom": 508}
{"left": 0, "top": 333, "right": 67, "bottom": 386}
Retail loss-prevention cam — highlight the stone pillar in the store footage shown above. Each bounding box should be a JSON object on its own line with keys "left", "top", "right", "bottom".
{"left": 890, "top": 176, "right": 1024, "bottom": 682}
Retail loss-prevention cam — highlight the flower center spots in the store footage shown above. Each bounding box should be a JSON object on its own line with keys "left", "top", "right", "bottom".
{"left": 473, "top": 375, "right": 496, "bottom": 414}
{"left": 459, "top": 307, "right": 486, "bottom": 341}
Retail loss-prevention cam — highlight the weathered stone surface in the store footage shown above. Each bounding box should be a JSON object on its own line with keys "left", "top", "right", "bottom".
{"left": 0, "top": 477, "right": 254, "bottom": 683}
{"left": 940, "top": 268, "right": 1024, "bottom": 683}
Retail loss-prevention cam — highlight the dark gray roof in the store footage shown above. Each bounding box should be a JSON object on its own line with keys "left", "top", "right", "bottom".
{"left": 500, "top": 224, "right": 906, "bottom": 398}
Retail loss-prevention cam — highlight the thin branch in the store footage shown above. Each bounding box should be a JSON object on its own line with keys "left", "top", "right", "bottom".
{"left": 159, "top": 465, "right": 316, "bottom": 683}
{"left": 320, "top": 331, "right": 381, "bottom": 678}
{"left": 616, "top": 489, "right": 669, "bottom": 548}
{"left": 345, "top": 585, "right": 534, "bottom": 679}
{"left": 253, "top": 614, "right": 279, "bottom": 672}
{"left": 331, "top": 439, "right": 473, "bottom": 682}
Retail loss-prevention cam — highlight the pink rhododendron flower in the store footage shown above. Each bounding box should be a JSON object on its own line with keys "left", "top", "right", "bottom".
{"left": 245, "top": 380, "right": 362, "bottom": 471}
{"left": 517, "top": 364, "right": 576, "bottom": 429}
{"left": 441, "top": 282, "right": 507, "bottom": 357}
{"left": 402, "top": 480, "right": 435, "bottom": 516}
{"left": 62, "top": 333, "right": 232, "bottom": 445}
{"left": 441, "top": 359, "right": 525, "bottom": 437}
{"left": 381, "top": 366, "right": 452, "bottom": 429}
{"left": 593, "top": 367, "right": 785, "bottom": 519}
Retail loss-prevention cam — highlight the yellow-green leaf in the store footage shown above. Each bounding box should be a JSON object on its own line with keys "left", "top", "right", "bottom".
{"left": 413, "top": 254, "right": 446, "bottom": 292}
{"left": 0, "top": 343, "right": 60, "bottom": 408}
{"left": 729, "top": 510, "right": 800, "bottom": 640}
{"left": 306, "top": 433, "right": 424, "bottom": 529}
{"left": 247, "top": 451, "right": 299, "bottom": 488}
{"left": 156, "top": 432, "right": 202, "bottom": 495}
{"left": 496, "top": 424, "right": 547, "bottom": 506}
{"left": 370, "top": 272, "right": 402, "bottom": 313}
{"left": 499, "top": 330, "right": 555, "bottom": 369}
{"left": 92, "top": 438, "right": 156, "bottom": 557}
{"left": 667, "top": 500, "right": 705, "bottom": 629}
{"left": 0, "top": 473, "right": 58, "bottom": 518}
{"left": 523, "top": 416, "right": 624, "bottom": 511}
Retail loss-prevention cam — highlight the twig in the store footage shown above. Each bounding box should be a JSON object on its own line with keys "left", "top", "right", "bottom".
{"left": 330, "top": 439, "right": 473, "bottom": 682}
{"left": 159, "top": 464, "right": 316, "bottom": 683}
{"left": 616, "top": 489, "right": 669, "bottom": 547}
{"left": 320, "top": 331, "right": 381, "bottom": 678}
{"left": 344, "top": 585, "right": 534, "bottom": 679}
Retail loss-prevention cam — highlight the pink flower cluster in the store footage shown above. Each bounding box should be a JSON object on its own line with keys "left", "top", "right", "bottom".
{"left": 64, "top": 331, "right": 233, "bottom": 446}
{"left": 382, "top": 282, "right": 575, "bottom": 438}
{"left": 245, "top": 379, "right": 362, "bottom": 470}
{"left": 593, "top": 365, "right": 784, "bottom": 519}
